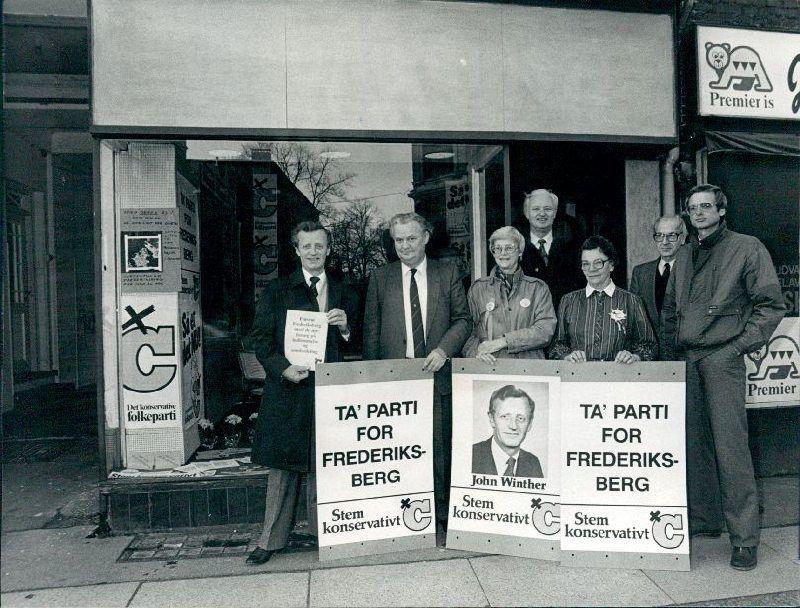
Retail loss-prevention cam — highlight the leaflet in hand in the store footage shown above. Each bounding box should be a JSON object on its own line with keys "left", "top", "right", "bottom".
{"left": 284, "top": 309, "right": 328, "bottom": 370}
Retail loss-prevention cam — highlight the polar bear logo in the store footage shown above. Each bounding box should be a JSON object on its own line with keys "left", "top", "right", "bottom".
{"left": 705, "top": 42, "right": 773, "bottom": 92}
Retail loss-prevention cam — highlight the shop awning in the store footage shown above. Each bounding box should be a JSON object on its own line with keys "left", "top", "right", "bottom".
{"left": 706, "top": 131, "right": 800, "bottom": 157}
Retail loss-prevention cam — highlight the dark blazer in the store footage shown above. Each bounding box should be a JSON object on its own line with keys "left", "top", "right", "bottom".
{"left": 471, "top": 438, "right": 543, "bottom": 478}
{"left": 629, "top": 258, "right": 662, "bottom": 356}
{"left": 248, "top": 270, "right": 358, "bottom": 472}
{"left": 516, "top": 217, "right": 583, "bottom": 309}
{"left": 362, "top": 258, "right": 472, "bottom": 395}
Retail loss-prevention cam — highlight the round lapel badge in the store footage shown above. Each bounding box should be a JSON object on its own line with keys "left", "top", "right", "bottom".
{"left": 486, "top": 301, "right": 495, "bottom": 312}
{"left": 520, "top": 298, "right": 531, "bottom": 308}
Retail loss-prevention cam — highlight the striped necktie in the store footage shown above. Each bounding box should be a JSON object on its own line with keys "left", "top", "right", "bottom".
{"left": 503, "top": 457, "right": 516, "bottom": 477}
{"left": 409, "top": 268, "right": 426, "bottom": 358}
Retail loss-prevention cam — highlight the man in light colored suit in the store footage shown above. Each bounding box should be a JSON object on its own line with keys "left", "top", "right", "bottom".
{"left": 363, "top": 212, "right": 472, "bottom": 534}
{"left": 629, "top": 215, "right": 686, "bottom": 358}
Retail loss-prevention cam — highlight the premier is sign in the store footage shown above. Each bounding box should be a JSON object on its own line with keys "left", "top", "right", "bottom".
{"left": 697, "top": 26, "right": 800, "bottom": 120}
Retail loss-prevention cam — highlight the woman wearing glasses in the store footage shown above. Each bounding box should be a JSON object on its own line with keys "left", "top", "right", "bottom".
{"left": 550, "top": 235, "right": 656, "bottom": 363}
{"left": 463, "top": 226, "right": 556, "bottom": 364}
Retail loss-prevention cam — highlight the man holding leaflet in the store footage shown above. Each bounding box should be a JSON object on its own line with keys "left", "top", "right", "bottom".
{"left": 246, "top": 221, "right": 358, "bottom": 565}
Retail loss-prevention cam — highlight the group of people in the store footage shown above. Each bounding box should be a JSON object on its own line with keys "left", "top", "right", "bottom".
{"left": 245, "top": 185, "right": 785, "bottom": 573}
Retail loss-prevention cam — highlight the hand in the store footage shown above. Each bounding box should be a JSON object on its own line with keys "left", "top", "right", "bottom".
{"left": 477, "top": 338, "right": 507, "bottom": 357}
{"left": 614, "top": 350, "right": 640, "bottom": 365}
{"left": 282, "top": 365, "right": 310, "bottom": 383}
{"left": 476, "top": 352, "right": 497, "bottom": 365}
{"left": 564, "top": 350, "right": 587, "bottom": 363}
{"left": 327, "top": 308, "right": 348, "bottom": 331}
{"left": 422, "top": 347, "right": 448, "bottom": 373}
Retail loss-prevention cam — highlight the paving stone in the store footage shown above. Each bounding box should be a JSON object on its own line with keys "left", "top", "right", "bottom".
{"left": 153, "top": 550, "right": 179, "bottom": 559}
{"left": 129, "top": 550, "right": 156, "bottom": 560}
{"left": 1, "top": 582, "right": 139, "bottom": 607}
{"left": 130, "top": 572, "right": 308, "bottom": 607}
{"left": 223, "top": 545, "right": 248, "bottom": 554}
{"left": 645, "top": 535, "right": 800, "bottom": 603}
{"left": 178, "top": 548, "right": 203, "bottom": 557}
{"left": 674, "top": 589, "right": 800, "bottom": 606}
{"left": 201, "top": 547, "right": 224, "bottom": 555}
{"left": 470, "top": 554, "right": 671, "bottom": 606}
{"left": 310, "top": 559, "right": 487, "bottom": 607}
{"left": 761, "top": 526, "right": 800, "bottom": 562}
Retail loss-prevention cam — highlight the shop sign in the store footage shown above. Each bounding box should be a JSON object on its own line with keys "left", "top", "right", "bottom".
{"left": 252, "top": 171, "right": 278, "bottom": 301}
{"left": 315, "top": 360, "right": 435, "bottom": 560}
{"left": 697, "top": 26, "right": 800, "bottom": 120}
{"left": 559, "top": 363, "right": 689, "bottom": 571}
{"left": 447, "top": 360, "right": 561, "bottom": 560}
{"left": 445, "top": 178, "right": 472, "bottom": 279}
{"left": 745, "top": 317, "right": 800, "bottom": 408}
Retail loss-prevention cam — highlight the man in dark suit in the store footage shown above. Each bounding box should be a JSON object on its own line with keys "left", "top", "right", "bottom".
{"left": 472, "top": 384, "right": 543, "bottom": 478}
{"left": 363, "top": 212, "right": 472, "bottom": 533}
{"left": 246, "top": 221, "right": 358, "bottom": 565}
{"left": 517, "top": 189, "right": 583, "bottom": 309}
{"left": 629, "top": 215, "right": 687, "bottom": 358}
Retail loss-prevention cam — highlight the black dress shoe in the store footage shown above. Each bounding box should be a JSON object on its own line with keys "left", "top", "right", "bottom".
{"left": 690, "top": 529, "right": 722, "bottom": 538}
{"left": 730, "top": 546, "right": 757, "bottom": 571}
{"left": 246, "top": 547, "right": 276, "bottom": 565}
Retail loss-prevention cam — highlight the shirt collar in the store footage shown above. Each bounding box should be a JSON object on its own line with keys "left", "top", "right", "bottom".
{"left": 402, "top": 256, "right": 427, "bottom": 277}
{"left": 658, "top": 258, "right": 674, "bottom": 274}
{"left": 491, "top": 436, "right": 519, "bottom": 471}
{"left": 531, "top": 231, "right": 553, "bottom": 248}
{"left": 696, "top": 221, "right": 727, "bottom": 250}
{"left": 585, "top": 281, "right": 616, "bottom": 298}
{"left": 302, "top": 267, "right": 327, "bottom": 287}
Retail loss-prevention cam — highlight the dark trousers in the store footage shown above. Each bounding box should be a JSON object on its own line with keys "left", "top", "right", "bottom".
{"left": 685, "top": 343, "right": 759, "bottom": 547}
{"left": 257, "top": 469, "right": 317, "bottom": 550}
{"left": 433, "top": 391, "right": 452, "bottom": 526}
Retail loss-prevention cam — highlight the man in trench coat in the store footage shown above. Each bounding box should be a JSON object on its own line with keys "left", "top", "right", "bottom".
{"left": 246, "top": 221, "right": 358, "bottom": 565}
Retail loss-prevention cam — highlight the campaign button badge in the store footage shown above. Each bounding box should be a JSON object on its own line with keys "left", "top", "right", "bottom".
{"left": 486, "top": 301, "right": 495, "bottom": 312}
{"left": 520, "top": 298, "right": 531, "bottom": 308}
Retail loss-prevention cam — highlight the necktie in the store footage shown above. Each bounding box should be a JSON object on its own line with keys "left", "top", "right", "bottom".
{"left": 308, "top": 276, "right": 320, "bottom": 312}
{"left": 663, "top": 262, "right": 671, "bottom": 281}
{"left": 503, "top": 457, "right": 516, "bottom": 477}
{"left": 537, "top": 238, "right": 548, "bottom": 266}
{"left": 409, "top": 268, "right": 426, "bottom": 358}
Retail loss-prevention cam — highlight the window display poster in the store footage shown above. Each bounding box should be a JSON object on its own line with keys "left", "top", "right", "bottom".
{"left": 120, "top": 208, "right": 181, "bottom": 292}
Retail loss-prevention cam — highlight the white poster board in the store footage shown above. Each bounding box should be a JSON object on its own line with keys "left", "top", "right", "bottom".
{"left": 448, "top": 359, "right": 561, "bottom": 560}
{"left": 315, "top": 360, "right": 436, "bottom": 560}
{"left": 697, "top": 26, "right": 800, "bottom": 120}
{"left": 559, "top": 363, "right": 689, "bottom": 571}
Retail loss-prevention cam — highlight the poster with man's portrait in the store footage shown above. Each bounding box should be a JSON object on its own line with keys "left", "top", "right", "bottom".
{"left": 124, "top": 233, "right": 163, "bottom": 272}
{"left": 447, "top": 359, "right": 561, "bottom": 560}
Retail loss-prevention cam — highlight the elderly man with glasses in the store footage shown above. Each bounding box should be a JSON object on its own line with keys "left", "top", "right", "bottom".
{"left": 630, "top": 215, "right": 687, "bottom": 359}
{"left": 463, "top": 226, "right": 556, "bottom": 364}
{"left": 662, "top": 184, "right": 785, "bottom": 571}
{"left": 549, "top": 235, "right": 655, "bottom": 363}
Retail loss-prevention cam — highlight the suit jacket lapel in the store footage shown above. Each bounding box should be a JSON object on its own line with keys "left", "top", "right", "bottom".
{"left": 647, "top": 260, "right": 659, "bottom": 315}
{"left": 425, "top": 259, "right": 440, "bottom": 339}
{"left": 328, "top": 274, "right": 342, "bottom": 312}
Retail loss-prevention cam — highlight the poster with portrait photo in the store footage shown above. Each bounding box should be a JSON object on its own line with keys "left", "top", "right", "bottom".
{"left": 124, "top": 233, "right": 163, "bottom": 272}
{"left": 447, "top": 359, "right": 561, "bottom": 560}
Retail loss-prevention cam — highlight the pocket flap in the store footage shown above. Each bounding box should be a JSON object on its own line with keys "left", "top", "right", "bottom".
{"left": 707, "top": 304, "right": 742, "bottom": 316}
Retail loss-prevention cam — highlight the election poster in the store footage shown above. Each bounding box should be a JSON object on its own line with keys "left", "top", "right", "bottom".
{"left": 745, "top": 317, "right": 800, "bottom": 408}
{"left": 284, "top": 310, "right": 328, "bottom": 370}
{"left": 120, "top": 207, "right": 181, "bottom": 292}
{"left": 559, "top": 363, "right": 689, "bottom": 571}
{"left": 447, "top": 359, "right": 561, "bottom": 560}
{"left": 315, "top": 360, "right": 435, "bottom": 560}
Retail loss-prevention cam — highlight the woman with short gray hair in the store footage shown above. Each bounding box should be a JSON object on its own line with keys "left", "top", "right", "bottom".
{"left": 463, "top": 226, "right": 556, "bottom": 363}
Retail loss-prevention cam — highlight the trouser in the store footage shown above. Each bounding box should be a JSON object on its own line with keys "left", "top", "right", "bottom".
{"left": 685, "top": 343, "right": 759, "bottom": 547}
{"left": 433, "top": 391, "right": 452, "bottom": 526}
{"left": 257, "top": 469, "right": 317, "bottom": 550}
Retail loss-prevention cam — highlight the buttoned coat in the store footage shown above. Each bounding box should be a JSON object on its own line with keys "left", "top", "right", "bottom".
{"left": 249, "top": 270, "right": 358, "bottom": 472}
{"left": 629, "top": 258, "right": 663, "bottom": 356}
{"left": 362, "top": 258, "right": 471, "bottom": 394}
{"left": 462, "top": 269, "right": 556, "bottom": 359}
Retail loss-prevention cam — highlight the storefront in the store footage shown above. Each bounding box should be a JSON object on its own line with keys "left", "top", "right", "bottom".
{"left": 89, "top": 0, "right": 679, "bottom": 530}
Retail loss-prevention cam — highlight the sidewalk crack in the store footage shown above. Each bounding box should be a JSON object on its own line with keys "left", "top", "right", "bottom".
{"left": 642, "top": 569, "right": 678, "bottom": 605}
{"left": 125, "top": 581, "right": 144, "bottom": 608}
{"left": 467, "top": 558, "right": 492, "bottom": 607}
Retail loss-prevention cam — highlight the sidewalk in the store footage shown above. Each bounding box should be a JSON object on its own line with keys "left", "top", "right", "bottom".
{"left": 1, "top": 522, "right": 798, "bottom": 607}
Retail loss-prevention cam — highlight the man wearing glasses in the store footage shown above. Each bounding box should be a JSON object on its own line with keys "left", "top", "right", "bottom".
{"left": 662, "top": 184, "right": 785, "bottom": 571}
{"left": 549, "top": 235, "right": 655, "bottom": 363}
{"left": 630, "top": 215, "right": 687, "bottom": 358}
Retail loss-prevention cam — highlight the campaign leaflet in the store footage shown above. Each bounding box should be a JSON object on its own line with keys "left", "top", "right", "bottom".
{"left": 447, "top": 359, "right": 561, "bottom": 560}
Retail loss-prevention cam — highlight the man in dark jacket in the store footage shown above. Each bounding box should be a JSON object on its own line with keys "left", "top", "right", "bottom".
{"left": 472, "top": 384, "right": 543, "bottom": 478}
{"left": 662, "top": 184, "right": 785, "bottom": 571}
{"left": 246, "top": 221, "right": 358, "bottom": 565}
{"left": 363, "top": 212, "right": 471, "bottom": 535}
{"left": 516, "top": 189, "right": 583, "bottom": 309}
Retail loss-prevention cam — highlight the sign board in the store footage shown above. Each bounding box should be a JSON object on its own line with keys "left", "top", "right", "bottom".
{"left": 252, "top": 171, "right": 278, "bottom": 301}
{"left": 445, "top": 178, "right": 472, "bottom": 280}
{"left": 447, "top": 359, "right": 561, "bottom": 560}
{"left": 120, "top": 208, "right": 181, "bottom": 292}
{"left": 745, "top": 317, "right": 800, "bottom": 408}
{"left": 315, "top": 360, "right": 436, "bottom": 560}
{"left": 697, "top": 26, "right": 800, "bottom": 120}
{"left": 559, "top": 363, "right": 689, "bottom": 571}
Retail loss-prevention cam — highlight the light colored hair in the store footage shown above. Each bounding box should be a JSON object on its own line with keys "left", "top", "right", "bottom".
{"left": 652, "top": 215, "right": 687, "bottom": 235}
{"left": 489, "top": 226, "right": 525, "bottom": 253}
{"left": 388, "top": 212, "right": 433, "bottom": 237}
{"left": 523, "top": 189, "right": 558, "bottom": 216}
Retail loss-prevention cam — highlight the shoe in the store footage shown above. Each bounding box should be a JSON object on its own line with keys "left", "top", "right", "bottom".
{"left": 730, "top": 546, "right": 757, "bottom": 571}
{"left": 245, "top": 547, "right": 276, "bottom": 565}
{"left": 690, "top": 529, "right": 722, "bottom": 538}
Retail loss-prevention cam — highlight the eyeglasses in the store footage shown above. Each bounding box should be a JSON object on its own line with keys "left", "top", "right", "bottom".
{"left": 653, "top": 232, "right": 681, "bottom": 242}
{"left": 581, "top": 259, "right": 610, "bottom": 271}
{"left": 497, "top": 414, "right": 530, "bottom": 425}
{"left": 686, "top": 202, "right": 715, "bottom": 214}
{"left": 491, "top": 245, "right": 519, "bottom": 254}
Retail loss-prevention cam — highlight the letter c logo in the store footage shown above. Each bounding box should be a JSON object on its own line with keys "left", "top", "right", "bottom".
{"left": 121, "top": 326, "right": 177, "bottom": 393}
{"left": 402, "top": 499, "right": 433, "bottom": 532}
{"left": 652, "top": 513, "right": 685, "bottom": 549}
